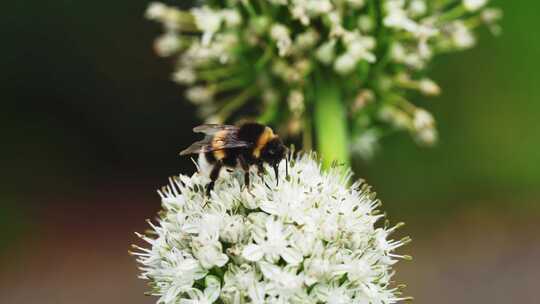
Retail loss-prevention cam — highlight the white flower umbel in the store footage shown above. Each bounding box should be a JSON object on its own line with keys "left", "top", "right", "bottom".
{"left": 133, "top": 153, "right": 410, "bottom": 304}
{"left": 145, "top": 0, "right": 501, "bottom": 159}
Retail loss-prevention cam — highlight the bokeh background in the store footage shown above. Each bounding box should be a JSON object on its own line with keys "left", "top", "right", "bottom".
{"left": 2, "top": 0, "right": 539, "bottom": 303}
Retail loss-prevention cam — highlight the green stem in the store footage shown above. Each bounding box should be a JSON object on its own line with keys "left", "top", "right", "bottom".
{"left": 436, "top": 5, "right": 467, "bottom": 25}
{"left": 196, "top": 65, "right": 241, "bottom": 81}
{"left": 313, "top": 73, "right": 350, "bottom": 169}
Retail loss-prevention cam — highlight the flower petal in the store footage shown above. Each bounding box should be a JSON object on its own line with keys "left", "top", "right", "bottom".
{"left": 242, "top": 244, "right": 264, "bottom": 261}
{"left": 204, "top": 275, "right": 221, "bottom": 302}
{"left": 281, "top": 247, "right": 303, "bottom": 265}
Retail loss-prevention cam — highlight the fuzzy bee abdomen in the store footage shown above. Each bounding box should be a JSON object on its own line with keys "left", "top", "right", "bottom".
{"left": 204, "top": 148, "right": 244, "bottom": 168}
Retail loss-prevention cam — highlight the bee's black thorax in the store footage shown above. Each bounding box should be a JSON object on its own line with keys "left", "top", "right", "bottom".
{"left": 237, "top": 123, "right": 267, "bottom": 143}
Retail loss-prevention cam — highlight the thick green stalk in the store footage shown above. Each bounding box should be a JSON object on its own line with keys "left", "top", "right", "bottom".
{"left": 313, "top": 73, "right": 350, "bottom": 169}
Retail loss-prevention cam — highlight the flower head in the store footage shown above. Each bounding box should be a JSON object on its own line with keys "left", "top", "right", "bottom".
{"left": 145, "top": 1, "right": 500, "bottom": 158}
{"left": 133, "top": 153, "right": 409, "bottom": 304}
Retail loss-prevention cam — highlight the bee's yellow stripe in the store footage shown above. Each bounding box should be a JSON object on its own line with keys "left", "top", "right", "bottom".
{"left": 253, "top": 127, "right": 276, "bottom": 158}
{"left": 212, "top": 130, "right": 228, "bottom": 160}
{"left": 213, "top": 149, "right": 226, "bottom": 160}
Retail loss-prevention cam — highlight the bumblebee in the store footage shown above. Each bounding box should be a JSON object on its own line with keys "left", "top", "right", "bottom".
{"left": 180, "top": 122, "right": 288, "bottom": 194}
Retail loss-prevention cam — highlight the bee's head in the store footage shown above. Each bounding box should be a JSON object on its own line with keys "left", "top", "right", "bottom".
{"left": 261, "top": 137, "right": 288, "bottom": 185}
{"left": 261, "top": 137, "right": 286, "bottom": 164}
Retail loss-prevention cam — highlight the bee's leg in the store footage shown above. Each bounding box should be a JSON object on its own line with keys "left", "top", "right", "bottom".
{"left": 257, "top": 162, "right": 265, "bottom": 175}
{"left": 238, "top": 155, "right": 250, "bottom": 190}
{"left": 206, "top": 162, "right": 223, "bottom": 196}
{"left": 257, "top": 162, "right": 272, "bottom": 190}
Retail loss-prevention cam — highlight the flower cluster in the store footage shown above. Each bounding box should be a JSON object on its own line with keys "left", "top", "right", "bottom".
{"left": 146, "top": 0, "right": 500, "bottom": 159}
{"left": 133, "top": 153, "right": 410, "bottom": 304}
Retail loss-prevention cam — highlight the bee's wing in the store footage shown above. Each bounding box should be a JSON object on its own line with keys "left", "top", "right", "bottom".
{"left": 179, "top": 137, "right": 212, "bottom": 155}
{"left": 193, "top": 124, "right": 239, "bottom": 135}
{"left": 179, "top": 131, "right": 252, "bottom": 156}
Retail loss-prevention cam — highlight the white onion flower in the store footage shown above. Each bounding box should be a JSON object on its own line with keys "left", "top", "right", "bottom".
{"left": 144, "top": 0, "right": 501, "bottom": 160}
{"left": 154, "top": 32, "right": 181, "bottom": 57}
{"left": 418, "top": 78, "right": 441, "bottom": 96}
{"left": 145, "top": 2, "right": 167, "bottom": 20}
{"left": 351, "top": 129, "right": 381, "bottom": 160}
{"left": 172, "top": 68, "right": 197, "bottom": 85}
{"left": 449, "top": 21, "right": 476, "bottom": 49}
{"left": 186, "top": 86, "right": 214, "bottom": 105}
{"left": 133, "top": 153, "right": 410, "bottom": 304}
{"left": 413, "top": 108, "right": 437, "bottom": 145}
{"left": 409, "top": 0, "right": 427, "bottom": 17}
{"left": 463, "top": 0, "right": 489, "bottom": 12}
{"left": 191, "top": 6, "right": 223, "bottom": 44}
{"left": 334, "top": 53, "right": 358, "bottom": 75}
{"left": 270, "top": 23, "right": 293, "bottom": 57}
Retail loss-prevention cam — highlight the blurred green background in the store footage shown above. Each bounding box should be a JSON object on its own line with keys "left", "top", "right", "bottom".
{"left": 1, "top": 0, "right": 538, "bottom": 303}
